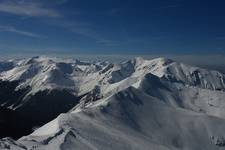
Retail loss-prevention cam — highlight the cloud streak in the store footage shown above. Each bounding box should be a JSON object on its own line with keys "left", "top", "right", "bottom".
{"left": 0, "top": 1, "right": 116, "bottom": 46}
{"left": 0, "top": 25, "right": 43, "bottom": 38}
{"left": 0, "top": 1, "right": 61, "bottom": 18}
{"left": 46, "top": 19, "right": 116, "bottom": 45}
{"left": 64, "top": 24, "right": 118, "bottom": 46}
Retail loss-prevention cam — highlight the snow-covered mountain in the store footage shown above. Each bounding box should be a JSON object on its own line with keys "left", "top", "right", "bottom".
{"left": 1, "top": 56, "right": 225, "bottom": 150}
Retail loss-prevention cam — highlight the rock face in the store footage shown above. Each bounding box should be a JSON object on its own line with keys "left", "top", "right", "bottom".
{"left": 1, "top": 56, "right": 225, "bottom": 150}
{"left": 210, "top": 136, "right": 225, "bottom": 147}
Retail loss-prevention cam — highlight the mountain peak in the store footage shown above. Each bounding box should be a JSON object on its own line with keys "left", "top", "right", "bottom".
{"left": 151, "top": 57, "right": 174, "bottom": 66}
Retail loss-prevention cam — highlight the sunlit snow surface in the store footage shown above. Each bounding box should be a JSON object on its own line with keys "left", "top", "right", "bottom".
{"left": 1, "top": 56, "right": 225, "bottom": 150}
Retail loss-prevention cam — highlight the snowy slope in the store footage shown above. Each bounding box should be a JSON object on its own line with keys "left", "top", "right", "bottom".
{"left": 137, "top": 73, "right": 225, "bottom": 119}
{"left": 1, "top": 56, "right": 225, "bottom": 149}
{"left": 3, "top": 85, "right": 225, "bottom": 150}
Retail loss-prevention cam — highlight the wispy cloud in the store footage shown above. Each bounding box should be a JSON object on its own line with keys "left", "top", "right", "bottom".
{"left": 61, "top": 23, "right": 118, "bottom": 46}
{"left": 0, "top": 25, "right": 43, "bottom": 38}
{"left": 46, "top": 19, "right": 114, "bottom": 44}
{"left": 0, "top": 1, "right": 61, "bottom": 18}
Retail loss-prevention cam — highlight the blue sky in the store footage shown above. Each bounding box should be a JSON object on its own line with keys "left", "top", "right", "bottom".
{"left": 0, "top": 0, "right": 225, "bottom": 55}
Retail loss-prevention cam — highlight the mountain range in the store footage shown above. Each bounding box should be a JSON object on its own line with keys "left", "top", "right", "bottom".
{"left": 0, "top": 56, "right": 225, "bottom": 150}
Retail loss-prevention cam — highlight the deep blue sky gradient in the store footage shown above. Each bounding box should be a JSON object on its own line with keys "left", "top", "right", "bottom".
{"left": 0, "top": 0, "right": 225, "bottom": 54}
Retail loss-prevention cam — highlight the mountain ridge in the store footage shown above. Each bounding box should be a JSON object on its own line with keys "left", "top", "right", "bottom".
{"left": 1, "top": 56, "right": 225, "bottom": 149}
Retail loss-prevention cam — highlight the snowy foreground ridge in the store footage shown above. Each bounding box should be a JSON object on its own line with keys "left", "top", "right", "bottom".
{"left": 1, "top": 56, "right": 225, "bottom": 149}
